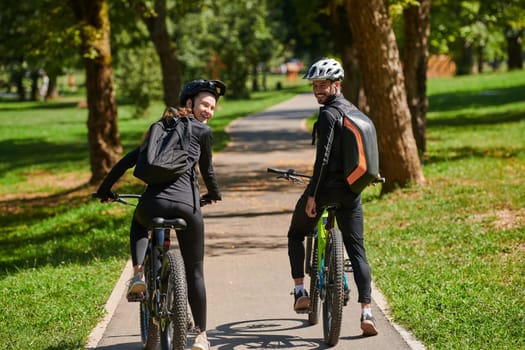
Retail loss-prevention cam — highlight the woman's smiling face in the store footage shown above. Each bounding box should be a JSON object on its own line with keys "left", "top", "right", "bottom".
{"left": 188, "top": 92, "right": 217, "bottom": 123}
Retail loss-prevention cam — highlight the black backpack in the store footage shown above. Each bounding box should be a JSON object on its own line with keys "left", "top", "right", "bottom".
{"left": 321, "top": 104, "right": 380, "bottom": 194}
{"left": 133, "top": 108, "right": 194, "bottom": 185}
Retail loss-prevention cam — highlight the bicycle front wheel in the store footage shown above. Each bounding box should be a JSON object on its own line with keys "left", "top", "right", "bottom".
{"left": 322, "top": 228, "right": 345, "bottom": 346}
{"left": 159, "top": 249, "right": 188, "bottom": 350}
{"left": 308, "top": 237, "right": 320, "bottom": 325}
{"left": 140, "top": 301, "right": 159, "bottom": 350}
{"left": 140, "top": 254, "right": 159, "bottom": 350}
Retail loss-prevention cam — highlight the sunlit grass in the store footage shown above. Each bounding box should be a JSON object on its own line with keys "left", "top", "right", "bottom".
{"left": 362, "top": 70, "right": 525, "bottom": 349}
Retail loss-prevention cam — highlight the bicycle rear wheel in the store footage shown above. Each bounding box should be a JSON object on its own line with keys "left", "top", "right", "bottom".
{"left": 322, "top": 228, "right": 344, "bottom": 346}
{"left": 140, "top": 254, "right": 159, "bottom": 350}
{"left": 159, "top": 249, "right": 188, "bottom": 350}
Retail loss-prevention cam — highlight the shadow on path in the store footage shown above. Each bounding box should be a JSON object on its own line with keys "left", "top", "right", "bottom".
{"left": 210, "top": 318, "right": 327, "bottom": 349}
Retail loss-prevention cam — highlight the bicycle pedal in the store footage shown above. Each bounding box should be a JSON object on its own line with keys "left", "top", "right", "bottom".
{"left": 344, "top": 259, "right": 353, "bottom": 272}
{"left": 127, "top": 292, "right": 145, "bottom": 302}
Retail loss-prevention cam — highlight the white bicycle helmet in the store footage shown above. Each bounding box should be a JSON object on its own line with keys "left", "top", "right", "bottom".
{"left": 303, "top": 58, "right": 344, "bottom": 81}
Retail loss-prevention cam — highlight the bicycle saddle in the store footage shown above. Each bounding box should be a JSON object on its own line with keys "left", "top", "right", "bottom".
{"left": 151, "top": 217, "right": 187, "bottom": 230}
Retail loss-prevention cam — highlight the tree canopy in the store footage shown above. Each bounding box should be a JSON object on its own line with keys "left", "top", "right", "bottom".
{"left": 0, "top": 0, "right": 522, "bottom": 191}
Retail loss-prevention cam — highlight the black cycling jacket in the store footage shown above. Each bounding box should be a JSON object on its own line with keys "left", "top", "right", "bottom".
{"left": 306, "top": 94, "right": 354, "bottom": 197}
{"left": 98, "top": 117, "right": 221, "bottom": 207}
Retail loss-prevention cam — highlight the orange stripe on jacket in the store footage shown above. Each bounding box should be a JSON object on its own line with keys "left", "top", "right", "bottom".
{"left": 344, "top": 118, "right": 367, "bottom": 185}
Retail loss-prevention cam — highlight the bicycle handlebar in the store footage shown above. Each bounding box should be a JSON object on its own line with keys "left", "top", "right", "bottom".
{"left": 267, "top": 167, "right": 386, "bottom": 185}
{"left": 267, "top": 167, "right": 310, "bottom": 184}
{"left": 90, "top": 192, "right": 138, "bottom": 206}
{"left": 267, "top": 167, "right": 311, "bottom": 178}
{"left": 91, "top": 193, "right": 212, "bottom": 207}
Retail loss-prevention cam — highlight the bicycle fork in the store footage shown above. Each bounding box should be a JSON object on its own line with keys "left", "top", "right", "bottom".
{"left": 319, "top": 263, "right": 350, "bottom": 302}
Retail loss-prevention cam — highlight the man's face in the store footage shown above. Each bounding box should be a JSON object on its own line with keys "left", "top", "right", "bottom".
{"left": 312, "top": 80, "right": 336, "bottom": 104}
{"left": 186, "top": 92, "right": 217, "bottom": 123}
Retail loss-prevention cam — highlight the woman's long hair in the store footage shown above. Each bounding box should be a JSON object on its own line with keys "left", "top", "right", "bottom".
{"left": 161, "top": 106, "right": 193, "bottom": 120}
{"left": 140, "top": 107, "right": 194, "bottom": 146}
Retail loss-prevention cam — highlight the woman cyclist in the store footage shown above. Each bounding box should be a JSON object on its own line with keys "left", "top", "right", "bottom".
{"left": 96, "top": 79, "right": 225, "bottom": 350}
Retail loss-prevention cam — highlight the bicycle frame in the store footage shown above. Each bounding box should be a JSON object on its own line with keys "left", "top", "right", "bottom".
{"left": 313, "top": 209, "right": 351, "bottom": 299}
{"left": 147, "top": 226, "right": 170, "bottom": 317}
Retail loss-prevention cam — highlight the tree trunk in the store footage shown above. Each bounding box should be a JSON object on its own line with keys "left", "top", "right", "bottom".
{"left": 345, "top": 0, "right": 425, "bottom": 193}
{"left": 262, "top": 65, "right": 267, "bottom": 91}
{"left": 46, "top": 65, "right": 62, "bottom": 100}
{"left": 456, "top": 38, "right": 474, "bottom": 75}
{"left": 328, "top": 2, "right": 368, "bottom": 112}
{"left": 403, "top": 0, "right": 430, "bottom": 155}
{"left": 70, "top": 0, "right": 122, "bottom": 185}
{"left": 252, "top": 65, "right": 259, "bottom": 92}
{"left": 506, "top": 27, "right": 523, "bottom": 70}
{"left": 30, "top": 70, "right": 39, "bottom": 101}
{"left": 16, "top": 72, "right": 25, "bottom": 101}
{"left": 477, "top": 45, "right": 484, "bottom": 74}
{"left": 134, "top": 0, "right": 182, "bottom": 107}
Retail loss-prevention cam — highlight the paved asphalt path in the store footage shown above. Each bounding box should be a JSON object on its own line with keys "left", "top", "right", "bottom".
{"left": 87, "top": 93, "right": 425, "bottom": 350}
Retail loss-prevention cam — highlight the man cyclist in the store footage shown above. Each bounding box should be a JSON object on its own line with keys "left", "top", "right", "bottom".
{"left": 287, "top": 58, "right": 378, "bottom": 336}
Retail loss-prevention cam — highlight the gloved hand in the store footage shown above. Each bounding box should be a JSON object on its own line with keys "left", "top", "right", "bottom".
{"left": 200, "top": 193, "right": 221, "bottom": 206}
{"left": 95, "top": 189, "right": 117, "bottom": 203}
{"left": 202, "top": 192, "right": 221, "bottom": 202}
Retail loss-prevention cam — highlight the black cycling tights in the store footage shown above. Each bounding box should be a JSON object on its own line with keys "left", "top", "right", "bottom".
{"left": 131, "top": 196, "right": 207, "bottom": 331}
{"left": 287, "top": 189, "right": 372, "bottom": 305}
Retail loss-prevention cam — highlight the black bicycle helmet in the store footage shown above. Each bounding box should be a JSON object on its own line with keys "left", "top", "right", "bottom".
{"left": 303, "top": 58, "right": 344, "bottom": 81}
{"left": 178, "top": 79, "right": 226, "bottom": 107}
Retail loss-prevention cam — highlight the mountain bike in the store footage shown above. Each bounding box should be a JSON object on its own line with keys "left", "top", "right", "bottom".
{"left": 267, "top": 168, "right": 384, "bottom": 346}
{"left": 93, "top": 193, "right": 210, "bottom": 350}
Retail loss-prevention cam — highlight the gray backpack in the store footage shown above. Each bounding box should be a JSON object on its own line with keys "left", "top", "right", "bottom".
{"left": 133, "top": 108, "right": 194, "bottom": 185}
{"left": 336, "top": 105, "right": 379, "bottom": 193}
{"left": 318, "top": 104, "right": 379, "bottom": 194}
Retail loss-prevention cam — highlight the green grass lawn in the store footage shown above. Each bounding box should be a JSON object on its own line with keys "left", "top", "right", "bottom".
{"left": 1, "top": 70, "right": 524, "bottom": 349}
{"left": 364, "top": 70, "right": 525, "bottom": 349}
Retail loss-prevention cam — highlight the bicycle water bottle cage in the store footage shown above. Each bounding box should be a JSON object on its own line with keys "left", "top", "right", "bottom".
{"left": 151, "top": 217, "right": 187, "bottom": 230}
